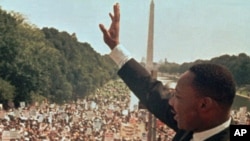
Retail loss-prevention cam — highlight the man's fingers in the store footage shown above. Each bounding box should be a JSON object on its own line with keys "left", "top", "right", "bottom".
{"left": 113, "top": 3, "right": 120, "bottom": 21}
{"left": 108, "top": 3, "right": 120, "bottom": 22}
{"left": 99, "top": 24, "right": 108, "bottom": 35}
{"left": 109, "top": 13, "right": 114, "bottom": 21}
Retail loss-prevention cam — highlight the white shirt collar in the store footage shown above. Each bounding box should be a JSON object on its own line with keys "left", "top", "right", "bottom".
{"left": 192, "top": 118, "right": 231, "bottom": 141}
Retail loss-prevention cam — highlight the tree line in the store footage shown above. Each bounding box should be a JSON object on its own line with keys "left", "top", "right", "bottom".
{"left": 0, "top": 8, "right": 118, "bottom": 108}
{"left": 158, "top": 53, "right": 250, "bottom": 87}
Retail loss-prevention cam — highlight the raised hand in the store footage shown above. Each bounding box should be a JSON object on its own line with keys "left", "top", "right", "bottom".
{"left": 99, "top": 3, "right": 120, "bottom": 50}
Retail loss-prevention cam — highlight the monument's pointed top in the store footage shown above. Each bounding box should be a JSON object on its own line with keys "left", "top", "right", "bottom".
{"left": 150, "top": 0, "right": 155, "bottom": 7}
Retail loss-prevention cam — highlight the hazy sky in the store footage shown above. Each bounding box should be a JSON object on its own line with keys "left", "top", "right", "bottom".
{"left": 1, "top": 0, "right": 250, "bottom": 64}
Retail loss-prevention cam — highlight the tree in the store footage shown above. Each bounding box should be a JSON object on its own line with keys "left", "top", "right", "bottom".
{"left": 0, "top": 78, "right": 15, "bottom": 108}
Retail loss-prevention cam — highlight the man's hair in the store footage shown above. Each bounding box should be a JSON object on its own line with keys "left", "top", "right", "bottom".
{"left": 189, "top": 63, "right": 236, "bottom": 107}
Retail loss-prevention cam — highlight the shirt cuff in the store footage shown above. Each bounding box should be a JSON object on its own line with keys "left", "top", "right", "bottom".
{"left": 109, "top": 44, "right": 132, "bottom": 68}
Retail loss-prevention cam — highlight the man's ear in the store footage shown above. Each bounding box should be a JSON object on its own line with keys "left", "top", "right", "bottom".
{"left": 199, "top": 97, "right": 214, "bottom": 111}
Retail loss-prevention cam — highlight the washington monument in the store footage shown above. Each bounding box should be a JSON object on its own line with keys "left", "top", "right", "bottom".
{"left": 146, "top": 1, "right": 157, "bottom": 141}
{"left": 146, "top": 0, "right": 155, "bottom": 72}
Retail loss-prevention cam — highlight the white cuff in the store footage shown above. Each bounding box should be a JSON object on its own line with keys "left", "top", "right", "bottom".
{"left": 109, "top": 44, "right": 132, "bottom": 68}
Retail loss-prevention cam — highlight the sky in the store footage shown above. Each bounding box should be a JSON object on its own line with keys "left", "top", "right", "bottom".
{"left": 1, "top": 0, "right": 250, "bottom": 64}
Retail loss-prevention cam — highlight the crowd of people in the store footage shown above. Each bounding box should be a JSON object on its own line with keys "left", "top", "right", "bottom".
{"left": 0, "top": 79, "right": 249, "bottom": 141}
{"left": 0, "top": 80, "right": 170, "bottom": 141}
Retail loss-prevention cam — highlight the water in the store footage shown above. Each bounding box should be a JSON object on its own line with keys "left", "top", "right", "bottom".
{"left": 232, "top": 95, "right": 250, "bottom": 110}
{"left": 158, "top": 77, "right": 250, "bottom": 110}
{"left": 130, "top": 92, "right": 139, "bottom": 111}
{"left": 130, "top": 92, "right": 250, "bottom": 111}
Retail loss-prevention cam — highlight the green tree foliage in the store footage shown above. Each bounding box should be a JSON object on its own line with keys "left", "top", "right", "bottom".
{"left": 158, "top": 53, "right": 250, "bottom": 87}
{"left": 0, "top": 9, "right": 20, "bottom": 63}
{"left": 0, "top": 8, "right": 118, "bottom": 107}
{"left": 42, "top": 28, "right": 118, "bottom": 100}
{"left": 210, "top": 53, "right": 250, "bottom": 86}
{"left": 0, "top": 78, "right": 15, "bottom": 104}
{"left": 0, "top": 9, "right": 69, "bottom": 105}
{"left": 158, "top": 61, "right": 179, "bottom": 74}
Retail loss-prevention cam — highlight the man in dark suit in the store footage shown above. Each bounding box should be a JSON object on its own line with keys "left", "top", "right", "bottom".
{"left": 99, "top": 3, "right": 236, "bottom": 141}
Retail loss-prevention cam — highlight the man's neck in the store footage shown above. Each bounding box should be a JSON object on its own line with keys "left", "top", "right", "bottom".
{"left": 192, "top": 118, "right": 231, "bottom": 141}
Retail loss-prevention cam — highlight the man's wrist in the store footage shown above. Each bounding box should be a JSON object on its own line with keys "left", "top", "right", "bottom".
{"left": 109, "top": 44, "right": 132, "bottom": 68}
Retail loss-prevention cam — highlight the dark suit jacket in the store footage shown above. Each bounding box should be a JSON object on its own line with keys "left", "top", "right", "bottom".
{"left": 118, "top": 59, "right": 230, "bottom": 141}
